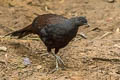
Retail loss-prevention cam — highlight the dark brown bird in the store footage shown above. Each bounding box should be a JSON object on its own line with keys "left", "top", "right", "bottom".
{"left": 5, "top": 14, "right": 89, "bottom": 73}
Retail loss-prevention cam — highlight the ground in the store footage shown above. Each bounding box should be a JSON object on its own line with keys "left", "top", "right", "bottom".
{"left": 0, "top": 0, "right": 120, "bottom": 80}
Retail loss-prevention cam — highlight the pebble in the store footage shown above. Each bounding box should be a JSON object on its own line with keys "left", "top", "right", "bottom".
{"left": 0, "top": 11, "right": 2, "bottom": 15}
{"left": 0, "top": 46, "right": 7, "bottom": 52}
{"left": 23, "top": 57, "right": 31, "bottom": 66}
{"left": 36, "top": 65, "right": 42, "bottom": 70}
{"left": 107, "top": 0, "right": 115, "bottom": 3}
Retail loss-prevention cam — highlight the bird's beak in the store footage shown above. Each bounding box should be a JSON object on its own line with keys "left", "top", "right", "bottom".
{"left": 84, "top": 23, "right": 90, "bottom": 27}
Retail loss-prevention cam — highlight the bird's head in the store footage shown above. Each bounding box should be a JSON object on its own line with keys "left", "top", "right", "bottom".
{"left": 71, "top": 16, "right": 89, "bottom": 27}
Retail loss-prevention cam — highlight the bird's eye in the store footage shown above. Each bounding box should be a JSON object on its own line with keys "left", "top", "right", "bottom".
{"left": 81, "top": 20, "right": 85, "bottom": 23}
{"left": 82, "top": 19, "right": 87, "bottom": 23}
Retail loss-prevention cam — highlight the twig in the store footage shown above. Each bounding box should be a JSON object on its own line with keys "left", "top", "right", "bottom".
{"left": 114, "top": 44, "right": 120, "bottom": 48}
{"left": 98, "top": 32, "right": 112, "bottom": 39}
{"left": 88, "top": 32, "right": 112, "bottom": 43}
{"left": 92, "top": 57, "right": 120, "bottom": 63}
{"left": 0, "top": 36, "right": 40, "bottom": 41}
{"left": 77, "top": 33, "right": 87, "bottom": 39}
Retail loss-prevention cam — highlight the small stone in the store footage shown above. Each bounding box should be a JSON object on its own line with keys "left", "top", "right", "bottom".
{"left": 36, "top": 65, "right": 42, "bottom": 70}
{"left": 17, "top": 64, "right": 26, "bottom": 69}
{"left": 23, "top": 57, "right": 31, "bottom": 66}
{"left": 0, "top": 11, "right": 2, "bottom": 15}
{"left": 107, "top": 0, "right": 115, "bottom": 3}
{"left": 70, "top": 76, "right": 84, "bottom": 80}
{"left": 0, "top": 46, "right": 7, "bottom": 52}
{"left": 116, "top": 28, "right": 120, "bottom": 33}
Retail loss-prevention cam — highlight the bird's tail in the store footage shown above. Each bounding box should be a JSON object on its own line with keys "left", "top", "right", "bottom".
{"left": 5, "top": 24, "right": 33, "bottom": 38}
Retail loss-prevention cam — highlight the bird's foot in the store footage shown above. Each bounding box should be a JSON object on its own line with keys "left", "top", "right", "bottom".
{"left": 48, "top": 55, "right": 65, "bottom": 73}
{"left": 52, "top": 53, "right": 65, "bottom": 68}
{"left": 55, "top": 55, "right": 65, "bottom": 67}
{"left": 49, "top": 59, "right": 59, "bottom": 73}
{"left": 48, "top": 52, "right": 65, "bottom": 73}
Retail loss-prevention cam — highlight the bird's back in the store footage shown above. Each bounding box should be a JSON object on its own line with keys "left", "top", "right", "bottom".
{"left": 32, "top": 14, "right": 68, "bottom": 31}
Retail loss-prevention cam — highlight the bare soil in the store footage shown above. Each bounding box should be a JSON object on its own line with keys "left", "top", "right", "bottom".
{"left": 0, "top": 0, "right": 120, "bottom": 80}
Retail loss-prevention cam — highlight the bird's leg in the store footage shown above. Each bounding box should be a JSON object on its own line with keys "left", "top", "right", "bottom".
{"left": 49, "top": 52, "right": 60, "bottom": 73}
{"left": 50, "top": 48, "right": 65, "bottom": 73}
{"left": 49, "top": 54, "right": 59, "bottom": 73}
{"left": 55, "top": 48, "right": 65, "bottom": 67}
{"left": 55, "top": 55, "right": 64, "bottom": 67}
{"left": 47, "top": 48, "right": 65, "bottom": 73}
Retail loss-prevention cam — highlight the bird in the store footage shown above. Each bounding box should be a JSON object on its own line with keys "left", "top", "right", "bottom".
{"left": 5, "top": 14, "right": 89, "bottom": 73}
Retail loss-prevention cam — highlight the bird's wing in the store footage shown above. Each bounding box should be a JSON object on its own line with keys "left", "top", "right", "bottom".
{"left": 40, "top": 22, "right": 70, "bottom": 40}
{"left": 45, "top": 23, "right": 71, "bottom": 38}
